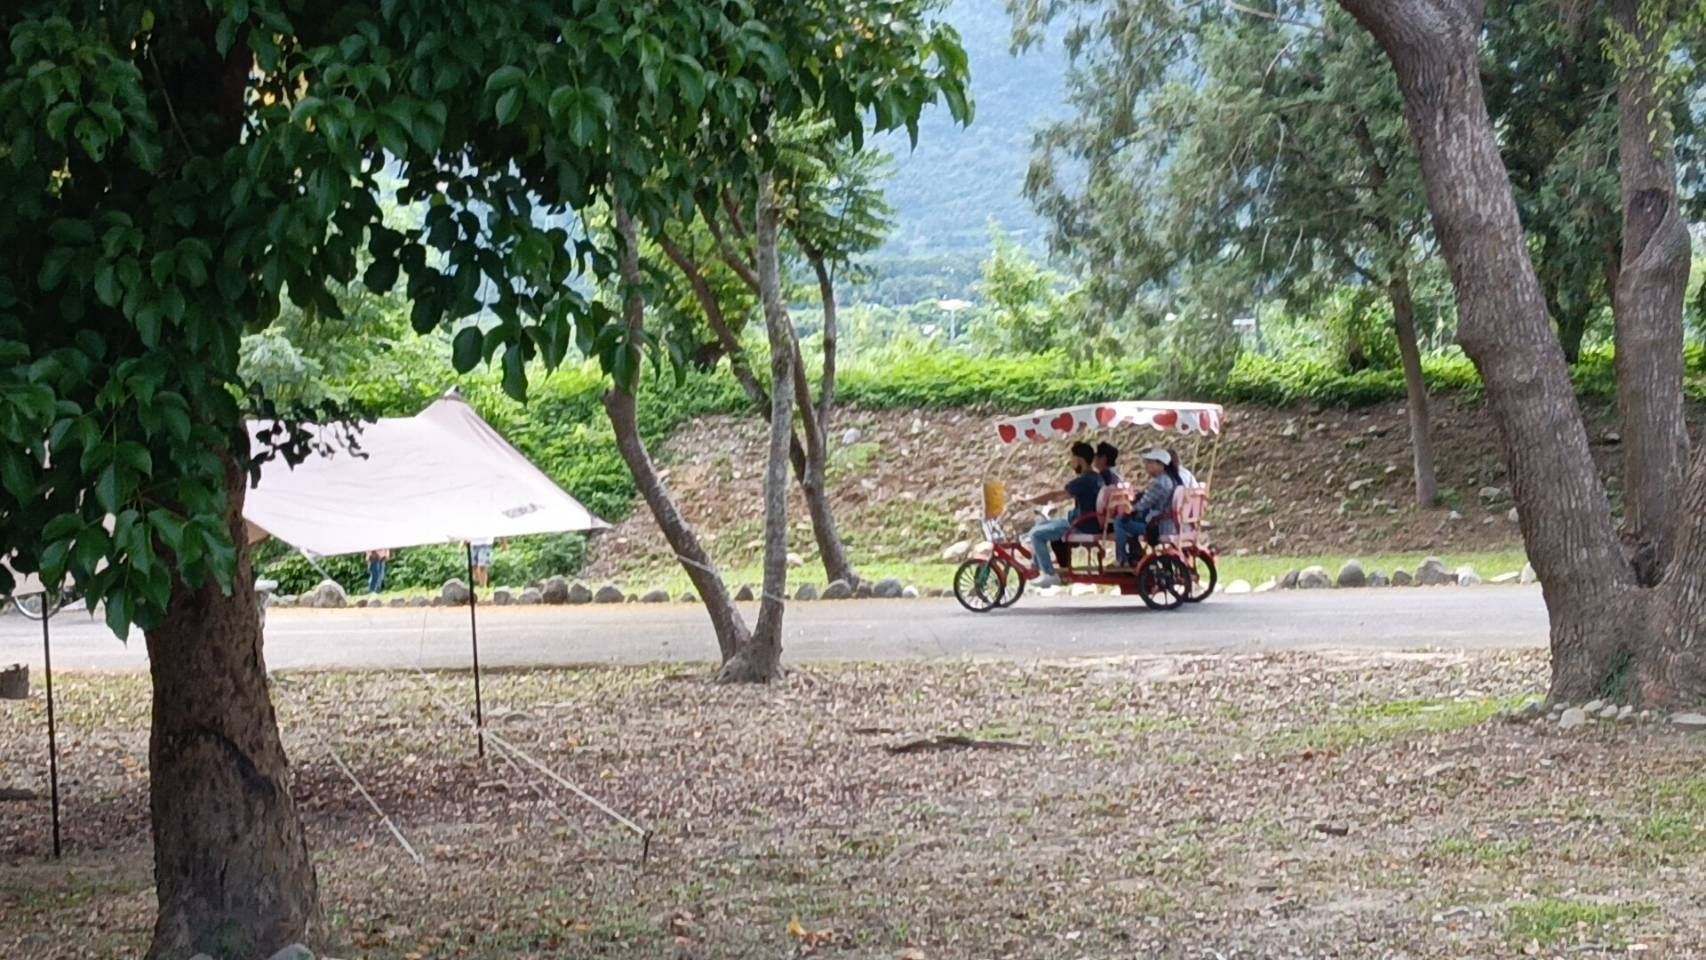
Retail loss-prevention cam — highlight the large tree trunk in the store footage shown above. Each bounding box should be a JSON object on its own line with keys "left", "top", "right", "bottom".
{"left": 1388, "top": 269, "right": 1439, "bottom": 507}
{"left": 611, "top": 210, "right": 752, "bottom": 663}
{"left": 1639, "top": 445, "right": 1706, "bottom": 705}
{"left": 1337, "top": 0, "right": 1636, "bottom": 702}
{"left": 718, "top": 175, "right": 792, "bottom": 683}
{"left": 1610, "top": 0, "right": 1693, "bottom": 585}
{"left": 145, "top": 464, "right": 319, "bottom": 959}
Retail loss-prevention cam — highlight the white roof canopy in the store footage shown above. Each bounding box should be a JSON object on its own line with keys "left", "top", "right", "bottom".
{"left": 245, "top": 391, "right": 607, "bottom": 557}
{"left": 994, "top": 400, "right": 1227, "bottom": 444}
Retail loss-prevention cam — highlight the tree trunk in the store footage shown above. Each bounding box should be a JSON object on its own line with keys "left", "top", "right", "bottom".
{"left": 1610, "top": 0, "right": 1693, "bottom": 586}
{"left": 718, "top": 174, "right": 791, "bottom": 683}
{"left": 611, "top": 210, "right": 751, "bottom": 663}
{"left": 1337, "top": 0, "right": 1635, "bottom": 702}
{"left": 1640, "top": 445, "right": 1706, "bottom": 705}
{"left": 659, "top": 233, "right": 858, "bottom": 587}
{"left": 145, "top": 463, "right": 319, "bottom": 959}
{"left": 1388, "top": 269, "right": 1439, "bottom": 507}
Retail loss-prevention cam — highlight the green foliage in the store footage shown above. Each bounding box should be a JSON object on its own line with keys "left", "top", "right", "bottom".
{"left": 837, "top": 351, "right": 1162, "bottom": 410}
{"left": 255, "top": 533, "right": 587, "bottom": 595}
{"left": 0, "top": 0, "right": 972, "bottom": 636}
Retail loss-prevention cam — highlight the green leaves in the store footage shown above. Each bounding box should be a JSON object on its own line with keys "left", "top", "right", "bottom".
{"left": 549, "top": 86, "right": 615, "bottom": 146}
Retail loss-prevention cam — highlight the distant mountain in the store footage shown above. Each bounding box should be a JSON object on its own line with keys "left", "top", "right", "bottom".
{"left": 872, "top": 0, "right": 1068, "bottom": 260}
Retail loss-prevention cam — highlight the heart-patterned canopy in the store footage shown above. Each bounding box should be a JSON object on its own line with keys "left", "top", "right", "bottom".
{"left": 993, "top": 401, "right": 1226, "bottom": 445}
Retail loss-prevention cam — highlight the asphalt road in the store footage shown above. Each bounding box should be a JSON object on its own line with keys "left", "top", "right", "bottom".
{"left": 0, "top": 587, "right": 1549, "bottom": 674}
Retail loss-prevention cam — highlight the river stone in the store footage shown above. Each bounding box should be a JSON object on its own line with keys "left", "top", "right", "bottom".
{"left": 1368, "top": 571, "right": 1390, "bottom": 587}
{"left": 1392, "top": 568, "right": 1413, "bottom": 586}
{"left": 1490, "top": 571, "right": 1520, "bottom": 585}
{"left": 841, "top": 427, "right": 862, "bottom": 446}
{"left": 1253, "top": 578, "right": 1278, "bottom": 593}
{"left": 1597, "top": 704, "right": 1620, "bottom": 720}
{"left": 822, "top": 579, "right": 853, "bottom": 600}
{"left": 567, "top": 581, "right": 593, "bottom": 604}
{"left": 304, "top": 579, "right": 348, "bottom": 609}
{"left": 1582, "top": 698, "right": 1605, "bottom": 714}
{"left": 786, "top": 552, "right": 804, "bottom": 568}
{"left": 941, "top": 541, "right": 972, "bottom": 563}
{"left": 267, "top": 947, "right": 315, "bottom": 960}
{"left": 354, "top": 598, "right": 368, "bottom": 609}
{"left": 1669, "top": 712, "right": 1706, "bottom": 731}
{"left": 539, "top": 576, "right": 570, "bottom": 604}
{"left": 408, "top": 595, "right": 430, "bottom": 607}
{"left": 854, "top": 581, "right": 875, "bottom": 599}
{"left": 640, "top": 588, "right": 670, "bottom": 603}
{"left": 491, "top": 588, "right": 514, "bottom": 605}
{"left": 593, "top": 584, "right": 625, "bottom": 604}
{"left": 735, "top": 584, "right": 756, "bottom": 601}
{"left": 1336, "top": 560, "right": 1367, "bottom": 588}
{"left": 517, "top": 588, "right": 543, "bottom": 605}
{"left": 1296, "top": 566, "right": 1332, "bottom": 589}
{"left": 388, "top": 597, "right": 408, "bottom": 608}
{"left": 1224, "top": 579, "right": 1252, "bottom": 594}
{"left": 1455, "top": 565, "right": 1482, "bottom": 586}
{"left": 1558, "top": 707, "right": 1588, "bottom": 730}
{"left": 1280, "top": 569, "right": 1301, "bottom": 589}
{"left": 679, "top": 591, "right": 697, "bottom": 603}
{"left": 901, "top": 585, "right": 921, "bottom": 599}
{"left": 795, "top": 583, "right": 819, "bottom": 601}
{"left": 1415, "top": 557, "right": 1452, "bottom": 586}
{"left": 873, "top": 577, "right": 905, "bottom": 599}
{"left": 441, "top": 578, "right": 471, "bottom": 605}
{"left": 1520, "top": 563, "right": 1538, "bottom": 584}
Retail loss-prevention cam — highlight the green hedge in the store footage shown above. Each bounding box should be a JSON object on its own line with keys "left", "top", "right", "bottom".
{"left": 257, "top": 533, "right": 590, "bottom": 596}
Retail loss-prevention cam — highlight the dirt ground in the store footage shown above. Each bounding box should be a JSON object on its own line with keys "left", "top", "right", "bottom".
{"left": 4, "top": 653, "right": 1705, "bottom": 959}
{"left": 585, "top": 397, "right": 1664, "bottom": 579}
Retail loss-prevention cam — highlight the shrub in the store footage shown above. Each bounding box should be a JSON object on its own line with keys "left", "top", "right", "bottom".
{"left": 256, "top": 533, "right": 590, "bottom": 596}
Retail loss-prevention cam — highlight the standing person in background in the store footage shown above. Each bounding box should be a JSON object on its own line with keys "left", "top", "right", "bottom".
{"left": 470, "top": 538, "right": 494, "bottom": 588}
{"left": 366, "top": 548, "right": 391, "bottom": 594}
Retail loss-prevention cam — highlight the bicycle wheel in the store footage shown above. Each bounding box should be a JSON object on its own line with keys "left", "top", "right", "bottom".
{"left": 990, "top": 557, "right": 1026, "bottom": 607}
{"left": 13, "top": 594, "right": 50, "bottom": 621}
{"left": 1184, "top": 551, "right": 1218, "bottom": 603}
{"left": 953, "top": 559, "right": 1004, "bottom": 613}
{"left": 1136, "top": 555, "right": 1190, "bottom": 611}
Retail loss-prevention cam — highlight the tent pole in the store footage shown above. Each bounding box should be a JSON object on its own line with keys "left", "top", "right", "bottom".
{"left": 465, "top": 542, "right": 484, "bottom": 758}
{"left": 41, "top": 603, "right": 60, "bottom": 859}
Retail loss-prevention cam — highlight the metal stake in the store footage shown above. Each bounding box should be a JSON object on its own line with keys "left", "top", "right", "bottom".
{"left": 465, "top": 542, "right": 484, "bottom": 757}
{"left": 41, "top": 602, "right": 60, "bottom": 859}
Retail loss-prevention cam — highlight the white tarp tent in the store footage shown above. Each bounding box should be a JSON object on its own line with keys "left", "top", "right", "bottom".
{"left": 245, "top": 390, "right": 607, "bottom": 554}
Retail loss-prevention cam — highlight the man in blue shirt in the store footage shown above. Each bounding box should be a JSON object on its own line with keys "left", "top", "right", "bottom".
{"left": 1018, "top": 441, "right": 1102, "bottom": 588}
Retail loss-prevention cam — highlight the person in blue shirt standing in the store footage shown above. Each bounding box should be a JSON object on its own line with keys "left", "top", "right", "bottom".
{"left": 1017, "top": 441, "right": 1103, "bottom": 588}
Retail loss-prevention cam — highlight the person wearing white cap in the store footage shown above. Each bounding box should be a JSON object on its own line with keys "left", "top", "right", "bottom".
{"left": 1113, "top": 449, "right": 1182, "bottom": 567}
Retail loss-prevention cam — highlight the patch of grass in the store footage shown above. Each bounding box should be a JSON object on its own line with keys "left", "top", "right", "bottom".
{"left": 1428, "top": 834, "right": 1534, "bottom": 869}
{"left": 827, "top": 440, "right": 882, "bottom": 479}
{"left": 1278, "top": 694, "right": 1527, "bottom": 750}
{"left": 1634, "top": 813, "right": 1705, "bottom": 852}
{"left": 1506, "top": 898, "right": 1646, "bottom": 947}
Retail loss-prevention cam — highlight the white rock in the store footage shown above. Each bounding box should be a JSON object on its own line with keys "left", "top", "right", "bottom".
{"left": 303, "top": 579, "right": 348, "bottom": 609}
{"left": 1597, "top": 704, "right": 1620, "bottom": 720}
{"left": 1558, "top": 707, "right": 1588, "bottom": 730}
{"left": 1069, "top": 583, "right": 1098, "bottom": 596}
{"left": 1507, "top": 507, "right": 1520, "bottom": 524}
{"left": 267, "top": 947, "right": 315, "bottom": 960}
{"left": 1490, "top": 571, "right": 1520, "bottom": 584}
{"left": 1253, "top": 578, "right": 1278, "bottom": 594}
{"left": 1669, "top": 712, "right": 1706, "bottom": 731}
{"left": 1348, "top": 478, "right": 1374, "bottom": 493}
{"left": 841, "top": 428, "right": 862, "bottom": 446}
{"left": 1224, "top": 579, "right": 1253, "bottom": 594}
{"left": 786, "top": 552, "right": 804, "bottom": 568}
{"left": 1447, "top": 510, "right": 1464, "bottom": 521}
{"left": 901, "top": 585, "right": 921, "bottom": 599}
{"left": 1454, "top": 564, "right": 1481, "bottom": 586}
{"left": 942, "top": 541, "right": 972, "bottom": 562}
{"left": 1618, "top": 705, "right": 1635, "bottom": 720}
{"left": 1583, "top": 699, "right": 1605, "bottom": 714}
{"left": 1519, "top": 563, "right": 1538, "bottom": 584}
